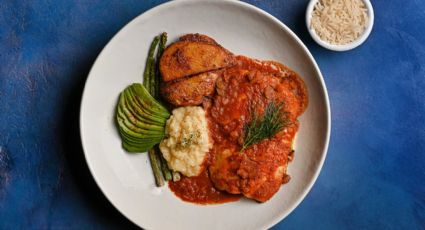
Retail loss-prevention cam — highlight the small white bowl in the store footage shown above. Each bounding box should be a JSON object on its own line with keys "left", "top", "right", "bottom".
{"left": 306, "top": 0, "right": 374, "bottom": 51}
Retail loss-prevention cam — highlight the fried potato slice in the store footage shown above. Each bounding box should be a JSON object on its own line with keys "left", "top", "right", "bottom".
{"left": 179, "top": 33, "right": 218, "bottom": 45}
{"left": 161, "top": 70, "right": 221, "bottom": 106}
{"left": 159, "top": 41, "right": 235, "bottom": 82}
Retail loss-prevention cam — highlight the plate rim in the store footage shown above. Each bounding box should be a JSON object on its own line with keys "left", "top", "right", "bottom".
{"left": 79, "top": 0, "right": 331, "bottom": 229}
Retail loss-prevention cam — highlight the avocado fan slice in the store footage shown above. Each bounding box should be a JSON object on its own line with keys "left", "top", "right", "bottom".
{"left": 117, "top": 99, "right": 164, "bottom": 132}
{"left": 125, "top": 87, "right": 169, "bottom": 120}
{"left": 116, "top": 116, "right": 164, "bottom": 138}
{"left": 123, "top": 90, "right": 168, "bottom": 123}
{"left": 118, "top": 126, "right": 164, "bottom": 144}
{"left": 122, "top": 141, "right": 156, "bottom": 153}
{"left": 129, "top": 84, "right": 170, "bottom": 117}
{"left": 120, "top": 91, "right": 167, "bottom": 125}
{"left": 120, "top": 93, "right": 166, "bottom": 126}
{"left": 116, "top": 83, "right": 172, "bottom": 153}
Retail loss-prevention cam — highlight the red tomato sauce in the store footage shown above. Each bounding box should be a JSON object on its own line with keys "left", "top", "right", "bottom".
{"left": 168, "top": 56, "right": 308, "bottom": 203}
{"left": 169, "top": 169, "right": 241, "bottom": 204}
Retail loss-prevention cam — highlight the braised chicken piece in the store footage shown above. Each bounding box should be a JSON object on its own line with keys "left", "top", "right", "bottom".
{"left": 207, "top": 56, "right": 308, "bottom": 202}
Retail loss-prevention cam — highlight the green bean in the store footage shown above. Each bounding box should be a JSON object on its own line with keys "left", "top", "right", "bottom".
{"left": 130, "top": 83, "right": 170, "bottom": 116}
{"left": 155, "top": 32, "right": 167, "bottom": 99}
{"left": 157, "top": 145, "right": 172, "bottom": 181}
{"left": 149, "top": 55, "right": 157, "bottom": 97}
{"left": 143, "top": 36, "right": 160, "bottom": 92}
{"left": 148, "top": 148, "right": 164, "bottom": 186}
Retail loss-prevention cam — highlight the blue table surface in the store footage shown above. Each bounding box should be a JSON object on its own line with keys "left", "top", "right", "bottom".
{"left": 1, "top": 0, "right": 424, "bottom": 229}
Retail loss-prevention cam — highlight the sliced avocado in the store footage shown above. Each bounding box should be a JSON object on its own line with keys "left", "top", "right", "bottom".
{"left": 122, "top": 140, "right": 155, "bottom": 152}
{"left": 122, "top": 137, "right": 161, "bottom": 147}
{"left": 119, "top": 130, "right": 162, "bottom": 148}
{"left": 121, "top": 98, "right": 165, "bottom": 127}
{"left": 117, "top": 103, "right": 164, "bottom": 132}
{"left": 120, "top": 137, "right": 162, "bottom": 148}
{"left": 123, "top": 90, "right": 168, "bottom": 123}
{"left": 118, "top": 126, "right": 164, "bottom": 143}
{"left": 116, "top": 83, "right": 170, "bottom": 153}
{"left": 119, "top": 131, "right": 162, "bottom": 145}
{"left": 116, "top": 115, "right": 163, "bottom": 136}
{"left": 125, "top": 88, "right": 169, "bottom": 119}
{"left": 130, "top": 83, "right": 169, "bottom": 114}
{"left": 120, "top": 115, "right": 164, "bottom": 134}
{"left": 120, "top": 92, "right": 167, "bottom": 125}
{"left": 123, "top": 141, "right": 156, "bottom": 153}
{"left": 121, "top": 136, "right": 159, "bottom": 149}
{"left": 129, "top": 84, "right": 170, "bottom": 117}
{"left": 117, "top": 117, "right": 164, "bottom": 137}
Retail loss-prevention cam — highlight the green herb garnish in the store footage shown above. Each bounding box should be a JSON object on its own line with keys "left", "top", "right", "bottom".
{"left": 241, "top": 101, "right": 289, "bottom": 151}
{"left": 177, "top": 130, "right": 201, "bottom": 149}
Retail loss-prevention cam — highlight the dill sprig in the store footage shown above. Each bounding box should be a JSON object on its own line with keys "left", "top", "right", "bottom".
{"left": 241, "top": 101, "right": 289, "bottom": 151}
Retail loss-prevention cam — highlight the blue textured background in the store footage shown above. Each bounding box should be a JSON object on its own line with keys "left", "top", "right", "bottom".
{"left": 1, "top": 0, "right": 424, "bottom": 229}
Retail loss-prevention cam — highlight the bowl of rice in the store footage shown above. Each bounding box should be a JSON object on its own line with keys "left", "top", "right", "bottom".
{"left": 306, "top": 0, "right": 374, "bottom": 51}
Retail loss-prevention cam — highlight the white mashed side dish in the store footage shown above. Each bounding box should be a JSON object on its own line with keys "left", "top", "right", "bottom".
{"left": 159, "top": 106, "right": 211, "bottom": 177}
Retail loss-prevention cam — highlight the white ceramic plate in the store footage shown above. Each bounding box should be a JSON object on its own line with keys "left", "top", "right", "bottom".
{"left": 80, "top": 0, "right": 331, "bottom": 229}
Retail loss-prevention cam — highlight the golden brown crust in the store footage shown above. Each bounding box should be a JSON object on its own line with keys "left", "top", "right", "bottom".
{"left": 161, "top": 70, "right": 221, "bottom": 106}
{"left": 159, "top": 41, "right": 235, "bottom": 82}
{"left": 179, "top": 33, "right": 218, "bottom": 45}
